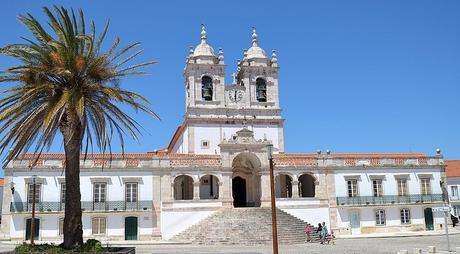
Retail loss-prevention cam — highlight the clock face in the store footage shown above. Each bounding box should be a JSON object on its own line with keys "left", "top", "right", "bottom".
{"left": 229, "top": 89, "right": 244, "bottom": 103}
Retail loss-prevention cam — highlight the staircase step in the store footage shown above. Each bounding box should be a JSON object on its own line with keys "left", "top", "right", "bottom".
{"left": 172, "top": 207, "right": 323, "bottom": 245}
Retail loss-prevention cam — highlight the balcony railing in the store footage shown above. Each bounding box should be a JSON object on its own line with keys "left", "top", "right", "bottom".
{"left": 336, "top": 194, "right": 444, "bottom": 206}
{"left": 10, "top": 200, "right": 153, "bottom": 213}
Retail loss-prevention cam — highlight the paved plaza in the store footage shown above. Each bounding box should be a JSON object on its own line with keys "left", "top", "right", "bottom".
{"left": 0, "top": 234, "right": 456, "bottom": 254}
{"left": 144, "top": 235, "right": 458, "bottom": 254}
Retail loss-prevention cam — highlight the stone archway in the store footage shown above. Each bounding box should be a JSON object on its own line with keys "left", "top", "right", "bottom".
{"left": 232, "top": 176, "right": 246, "bottom": 207}
{"left": 231, "top": 152, "right": 262, "bottom": 207}
{"left": 298, "top": 174, "right": 316, "bottom": 198}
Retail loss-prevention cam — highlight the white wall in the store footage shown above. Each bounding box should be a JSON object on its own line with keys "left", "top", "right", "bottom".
{"left": 336, "top": 206, "right": 444, "bottom": 231}
{"left": 9, "top": 213, "right": 152, "bottom": 240}
{"left": 11, "top": 171, "right": 153, "bottom": 203}
{"left": 161, "top": 210, "right": 215, "bottom": 240}
{"left": 335, "top": 168, "right": 443, "bottom": 197}
{"left": 282, "top": 207, "right": 330, "bottom": 228}
{"left": 178, "top": 123, "right": 281, "bottom": 155}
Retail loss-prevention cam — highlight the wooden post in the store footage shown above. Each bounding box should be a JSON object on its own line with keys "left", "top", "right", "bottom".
{"left": 267, "top": 144, "right": 279, "bottom": 254}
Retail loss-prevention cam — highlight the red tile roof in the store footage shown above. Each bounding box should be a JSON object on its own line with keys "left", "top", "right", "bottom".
{"left": 446, "top": 160, "right": 460, "bottom": 177}
{"left": 166, "top": 123, "right": 186, "bottom": 153}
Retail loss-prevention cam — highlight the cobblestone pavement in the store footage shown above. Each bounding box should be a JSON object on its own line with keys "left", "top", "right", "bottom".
{"left": 142, "top": 234, "right": 459, "bottom": 254}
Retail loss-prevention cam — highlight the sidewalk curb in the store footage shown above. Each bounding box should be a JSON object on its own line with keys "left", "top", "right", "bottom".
{"left": 336, "top": 230, "right": 460, "bottom": 239}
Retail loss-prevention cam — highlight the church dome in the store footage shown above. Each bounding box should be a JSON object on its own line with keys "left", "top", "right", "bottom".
{"left": 193, "top": 25, "right": 215, "bottom": 57}
{"left": 246, "top": 28, "right": 267, "bottom": 59}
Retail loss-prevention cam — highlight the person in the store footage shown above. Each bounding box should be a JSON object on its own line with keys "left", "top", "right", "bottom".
{"left": 316, "top": 223, "right": 323, "bottom": 242}
{"left": 329, "top": 230, "right": 335, "bottom": 245}
{"left": 321, "top": 222, "right": 328, "bottom": 244}
{"left": 304, "top": 224, "right": 311, "bottom": 242}
{"left": 451, "top": 214, "right": 458, "bottom": 227}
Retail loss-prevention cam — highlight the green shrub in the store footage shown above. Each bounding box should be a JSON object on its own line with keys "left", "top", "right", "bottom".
{"left": 14, "top": 239, "right": 109, "bottom": 253}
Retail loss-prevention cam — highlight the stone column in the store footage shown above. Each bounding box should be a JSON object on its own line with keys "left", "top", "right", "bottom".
{"left": 193, "top": 181, "right": 200, "bottom": 200}
{"left": 260, "top": 173, "right": 271, "bottom": 207}
{"left": 292, "top": 180, "right": 300, "bottom": 198}
{"left": 218, "top": 181, "right": 224, "bottom": 200}
{"left": 152, "top": 175, "right": 162, "bottom": 238}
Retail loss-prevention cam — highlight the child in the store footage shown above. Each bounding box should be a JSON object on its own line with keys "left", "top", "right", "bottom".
{"left": 304, "top": 224, "right": 311, "bottom": 242}
{"left": 329, "top": 230, "right": 335, "bottom": 245}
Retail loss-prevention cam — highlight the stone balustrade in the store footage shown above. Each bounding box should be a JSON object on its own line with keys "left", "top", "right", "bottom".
{"left": 6, "top": 153, "right": 442, "bottom": 170}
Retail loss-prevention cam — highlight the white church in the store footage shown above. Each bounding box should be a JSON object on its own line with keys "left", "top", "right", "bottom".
{"left": 0, "top": 26, "right": 446, "bottom": 243}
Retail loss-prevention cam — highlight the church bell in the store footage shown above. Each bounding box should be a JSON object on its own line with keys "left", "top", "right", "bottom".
{"left": 202, "top": 88, "right": 212, "bottom": 101}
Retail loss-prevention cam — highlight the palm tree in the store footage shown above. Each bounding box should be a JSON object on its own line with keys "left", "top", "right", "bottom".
{"left": 0, "top": 6, "right": 157, "bottom": 248}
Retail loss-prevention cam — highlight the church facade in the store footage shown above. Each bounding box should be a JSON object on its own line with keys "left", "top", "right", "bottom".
{"left": 0, "top": 26, "right": 447, "bottom": 242}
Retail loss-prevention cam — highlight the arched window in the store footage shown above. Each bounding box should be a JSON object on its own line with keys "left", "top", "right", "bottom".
{"left": 298, "top": 174, "right": 316, "bottom": 197}
{"left": 201, "top": 76, "right": 213, "bottom": 101}
{"left": 275, "top": 174, "right": 292, "bottom": 198}
{"left": 199, "top": 175, "right": 219, "bottom": 199}
{"left": 256, "top": 78, "right": 267, "bottom": 102}
{"left": 173, "top": 175, "right": 194, "bottom": 200}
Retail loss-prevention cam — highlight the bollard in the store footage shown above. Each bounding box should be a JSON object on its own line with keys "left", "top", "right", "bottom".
{"left": 413, "top": 248, "right": 422, "bottom": 254}
{"left": 397, "top": 250, "right": 408, "bottom": 254}
{"left": 427, "top": 246, "right": 436, "bottom": 253}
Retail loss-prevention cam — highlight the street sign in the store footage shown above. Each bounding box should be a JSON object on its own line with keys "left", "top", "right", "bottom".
{"left": 432, "top": 207, "right": 450, "bottom": 213}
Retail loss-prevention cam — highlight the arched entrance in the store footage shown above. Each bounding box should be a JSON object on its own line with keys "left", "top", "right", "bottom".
{"left": 173, "top": 175, "right": 194, "bottom": 200}
{"left": 232, "top": 152, "right": 262, "bottom": 207}
{"left": 275, "top": 174, "right": 293, "bottom": 198}
{"left": 299, "top": 174, "right": 316, "bottom": 197}
{"left": 232, "top": 176, "right": 247, "bottom": 207}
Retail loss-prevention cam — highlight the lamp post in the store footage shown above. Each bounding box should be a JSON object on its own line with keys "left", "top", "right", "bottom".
{"left": 267, "top": 144, "right": 279, "bottom": 254}
{"left": 9, "top": 181, "right": 15, "bottom": 195}
{"left": 30, "top": 175, "right": 37, "bottom": 245}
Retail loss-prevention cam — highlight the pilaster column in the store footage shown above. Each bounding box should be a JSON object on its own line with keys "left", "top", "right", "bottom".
{"left": 218, "top": 182, "right": 224, "bottom": 200}
{"left": 0, "top": 177, "right": 13, "bottom": 240}
{"left": 292, "top": 180, "right": 300, "bottom": 198}
{"left": 193, "top": 181, "right": 200, "bottom": 200}
{"left": 260, "top": 173, "right": 271, "bottom": 207}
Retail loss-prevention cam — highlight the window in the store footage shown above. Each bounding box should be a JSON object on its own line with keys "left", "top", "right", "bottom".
{"left": 59, "top": 218, "right": 64, "bottom": 236}
{"left": 201, "top": 76, "right": 213, "bottom": 101}
{"left": 93, "top": 183, "right": 106, "bottom": 203}
{"left": 397, "top": 179, "right": 408, "bottom": 196}
{"left": 91, "top": 217, "right": 106, "bottom": 235}
{"left": 125, "top": 183, "right": 138, "bottom": 203}
{"left": 375, "top": 209, "right": 386, "bottom": 226}
{"left": 256, "top": 78, "right": 267, "bottom": 102}
{"left": 454, "top": 205, "right": 460, "bottom": 217}
{"left": 27, "top": 184, "right": 41, "bottom": 203}
{"left": 201, "top": 140, "right": 209, "bottom": 149}
{"left": 420, "top": 178, "right": 431, "bottom": 195}
{"left": 400, "top": 208, "right": 410, "bottom": 224}
{"left": 60, "top": 183, "right": 66, "bottom": 204}
{"left": 451, "top": 186, "right": 459, "bottom": 199}
{"left": 372, "top": 180, "right": 383, "bottom": 197}
{"left": 347, "top": 180, "right": 358, "bottom": 197}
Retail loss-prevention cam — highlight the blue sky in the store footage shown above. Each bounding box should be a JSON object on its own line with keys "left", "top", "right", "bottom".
{"left": 0, "top": 0, "right": 459, "bottom": 164}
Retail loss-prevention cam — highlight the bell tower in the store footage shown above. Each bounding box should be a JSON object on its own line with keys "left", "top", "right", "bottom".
{"left": 184, "top": 25, "right": 225, "bottom": 114}
{"left": 236, "top": 28, "right": 280, "bottom": 110}
{"left": 170, "top": 26, "right": 284, "bottom": 155}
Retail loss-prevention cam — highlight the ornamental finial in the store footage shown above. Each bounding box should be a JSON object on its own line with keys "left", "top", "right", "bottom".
{"left": 252, "top": 27, "right": 258, "bottom": 46}
{"left": 201, "top": 24, "right": 207, "bottom": 43}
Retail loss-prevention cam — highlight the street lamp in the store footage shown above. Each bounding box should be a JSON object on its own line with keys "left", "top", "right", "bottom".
{"left": 267, "top": 144, "right": 279, "bottom": 254}
{"left": 9, "top": 181, "right": 15, "bottom": 195}
{"left": 30, "top": 175, "right": 37, "bottom": 245}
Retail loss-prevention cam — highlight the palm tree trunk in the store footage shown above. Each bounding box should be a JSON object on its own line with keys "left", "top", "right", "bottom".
{"left": 61, "top": 114, "right": 84, "bottom": 248}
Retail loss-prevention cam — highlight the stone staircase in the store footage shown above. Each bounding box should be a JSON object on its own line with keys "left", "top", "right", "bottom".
{"left": 172, "top": 207, "right": 322, "bottom": 245}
